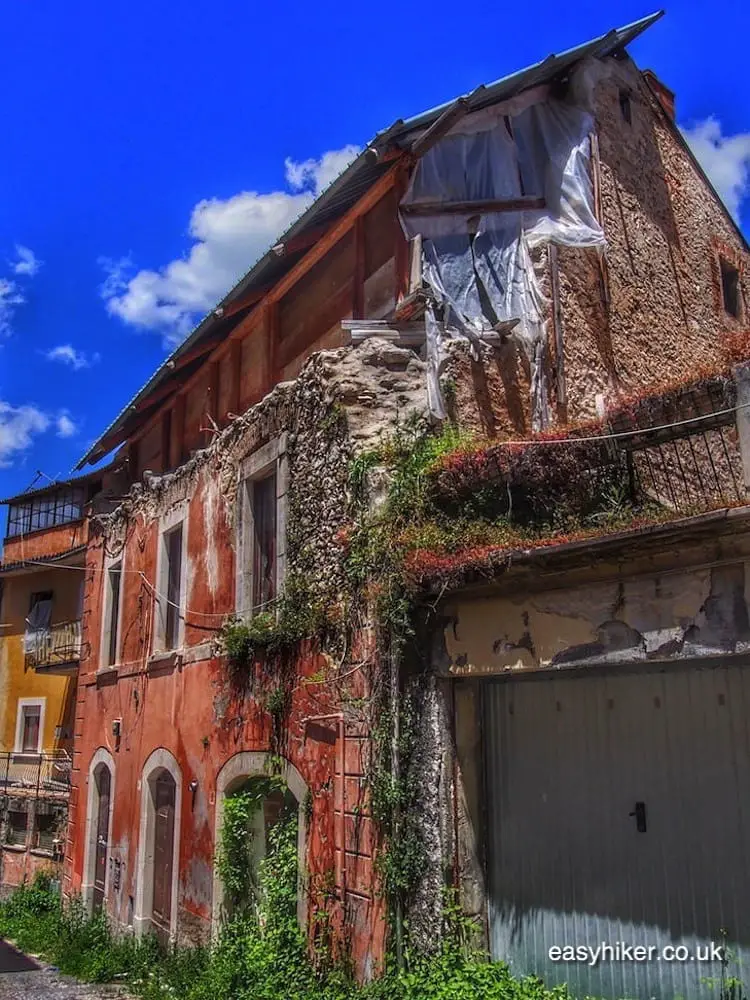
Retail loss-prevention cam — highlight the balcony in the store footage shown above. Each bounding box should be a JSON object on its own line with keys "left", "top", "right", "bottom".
{"left": 24, "top": 620, "right": 82, "bottom": 674}
{"left": 0, "top": 751, "right": 72, "bottom": 795}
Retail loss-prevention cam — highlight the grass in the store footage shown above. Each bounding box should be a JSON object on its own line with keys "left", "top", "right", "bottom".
{"left": 0, "top": 872, "right": 589, "bottom": 1000}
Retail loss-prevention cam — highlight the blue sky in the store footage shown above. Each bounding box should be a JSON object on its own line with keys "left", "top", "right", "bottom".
{"left": 1, "top": 0, "right": 749, "bottom": 513}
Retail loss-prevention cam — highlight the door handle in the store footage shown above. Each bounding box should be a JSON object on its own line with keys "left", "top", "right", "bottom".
{"left": 629, "top": 801, "right": 647, "bottom": 833}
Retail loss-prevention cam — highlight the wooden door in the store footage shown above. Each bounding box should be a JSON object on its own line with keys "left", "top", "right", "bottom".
{"left": 151, "top": 772, "right": 176, "bottom": 941}
{"left": 92, "top": 767, "right": 110, "bottom": 913}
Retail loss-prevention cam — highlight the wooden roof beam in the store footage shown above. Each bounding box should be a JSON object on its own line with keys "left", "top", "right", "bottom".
{"left": 400, "top": 196, "right": 545, "bottom": 217}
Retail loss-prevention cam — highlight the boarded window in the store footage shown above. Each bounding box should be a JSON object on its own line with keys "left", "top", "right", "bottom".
{"left": 252, "top": 473, "right": 277, "bottom": 610}
{"left": 721, "top": 258, "right": 741, "bottom": 318}
{"left": 164, "top": 525, "right": 183, "bottom": 650}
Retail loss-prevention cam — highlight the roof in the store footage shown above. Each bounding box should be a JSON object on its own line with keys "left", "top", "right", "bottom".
{"left": 78, "top": 11, "right": 664, "bottom": 470}
{"left": 0, "top": 461, "right": 114, "bottom": 506}
{"left": 0, "top": 545, "right": 87, "bottom": 576}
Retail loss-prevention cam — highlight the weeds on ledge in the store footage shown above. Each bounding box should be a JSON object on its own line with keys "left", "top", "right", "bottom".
{"left": 218, "top": 574, "right": 330, "bottom": 675}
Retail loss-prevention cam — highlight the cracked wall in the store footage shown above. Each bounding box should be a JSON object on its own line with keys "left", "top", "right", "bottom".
{"left": 444, "top": 56, "right": 749, "bottom": 438}
{"left": 67, "top": 338, "right": 428, "bottom": 975}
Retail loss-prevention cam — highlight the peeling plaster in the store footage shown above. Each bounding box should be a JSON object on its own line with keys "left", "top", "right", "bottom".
{"left": 443, "top": 564, "right": 748, "bottom": 675}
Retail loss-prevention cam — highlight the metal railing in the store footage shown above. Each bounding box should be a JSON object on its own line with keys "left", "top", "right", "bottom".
{"left": 0, "top": 751, "right": 72, "bottom": 794}
{"left": 24, "top": 620, "right": 82, "bottom": 670}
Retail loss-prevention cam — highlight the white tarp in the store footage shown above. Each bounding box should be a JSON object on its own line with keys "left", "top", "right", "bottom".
{"left": 400, "top": 71, "right": 606, "bottom": 425}
{"left": 23, "top": 597, "right": 52, "bottom": 654}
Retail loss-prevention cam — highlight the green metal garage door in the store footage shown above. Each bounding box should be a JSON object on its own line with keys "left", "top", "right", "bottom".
{"left": 485, "top": 661, "right": 750, "bottom": 999}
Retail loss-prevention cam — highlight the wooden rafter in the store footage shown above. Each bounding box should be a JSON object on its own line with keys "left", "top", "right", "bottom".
{"left": 400, "top": 196, "right": 545, "bottom": 217}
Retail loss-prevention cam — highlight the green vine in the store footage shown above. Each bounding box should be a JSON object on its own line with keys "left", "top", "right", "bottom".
{"left": 214, "top": 775, "right": 291, "bottom": 918}
{"left": 218, "top": 573, "right": 331, "bottom": 676}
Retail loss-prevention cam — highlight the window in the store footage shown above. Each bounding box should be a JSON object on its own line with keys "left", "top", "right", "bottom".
{"left": 237, "top": 437, "right": 287, "bottom": 620}
{"left": 252, "top": 472, "right": 277, "bottom": 610}
{"left": 720, "top": 257, "right": 741, "bottom": 318}
{"left": 154, "top": 505, "right": 187, "bottom": 654}
{"left": 103, "top": 562, "right": 122, "bottom": 666}
{"left": 21, "top": 705, "right": 41, "bottom": 752}
{"left": 6, "top": 487, "right": 84, "bottom": 538}
{"left": 14, "top": 699, "right": 45, "bottom": 754}
{"left": 619, "top": 89, "right": 632, "bottom": 125}
{"left": 5, "top": 808, "right": 28, "bottom": 846}
{"left": 34, "top": 808, "right": 63, "bottom": 854}
{"left": 164, "top": 525, "right": 183, "bottom": 650}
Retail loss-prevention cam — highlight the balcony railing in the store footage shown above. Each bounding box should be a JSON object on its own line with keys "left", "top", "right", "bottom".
{"left": 24, "top": 620, "right": 82, "bottom": 670}
{"left": 0, "top": 751, "right": 72, "bottom": 794}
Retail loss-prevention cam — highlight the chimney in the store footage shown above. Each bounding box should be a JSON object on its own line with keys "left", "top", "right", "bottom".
{"left": 642, "top": 69, "right": 676, "bottom": 121}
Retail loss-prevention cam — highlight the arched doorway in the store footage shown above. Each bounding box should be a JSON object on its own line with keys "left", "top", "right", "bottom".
{"left": 82, "top": 748, "right": 116, "bottom": 915}
{"left": 135, "top": 749, "right": 182, "bottom": 942}
{"left": 212, "top": 752, "right": 308, "bottom": 932}
{"left": 92, "top": 765, "right": 111, "bottom": 913}
{"left": 151, "top": 770, "right": 176, "bottom": 940}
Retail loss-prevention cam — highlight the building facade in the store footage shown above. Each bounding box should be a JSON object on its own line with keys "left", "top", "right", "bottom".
{"left": 0, "top": 471, "right": 112, "bottom": 891}
{"left": 64, "top": 13, "right": 749, "bottom": 988}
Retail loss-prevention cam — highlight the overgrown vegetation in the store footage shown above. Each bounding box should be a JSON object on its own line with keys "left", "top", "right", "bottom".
{"left": 218, "top": 573, "right": 331, "bottom": 676}
{"left": 209, "top": 360, "right": 747, "bottom": 986}
{"left": 214, "top": 775, "right": 289, "bottom": 917}
{"left": 0, "top": 863, "right": 589, "bottom": 999}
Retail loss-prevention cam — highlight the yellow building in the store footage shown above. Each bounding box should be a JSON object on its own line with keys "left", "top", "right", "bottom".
{"left": 0, "top": 473, "right": 106, "bottom": 888}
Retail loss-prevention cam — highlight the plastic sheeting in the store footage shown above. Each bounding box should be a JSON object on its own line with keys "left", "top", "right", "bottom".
{"left": 400, "top": 78, "right": 606, "bottom": 425}
{"left": 23, "top": 598, "right": 52, "bottom": 654}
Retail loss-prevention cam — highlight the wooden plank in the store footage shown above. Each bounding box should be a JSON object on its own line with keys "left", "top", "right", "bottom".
{"left": 100, "top": 160, "right": 404, "bottom": 464}
{"left": 353, "top": 216, "right": 365, "bottom": 320}
{"left": 400, "top": 196, "right": 545, "bottom": 217}
{"left": 228, "top": 340, "right": 241, "bottom": 418}
{"left": 267, "top": 304, "right": 279, "bottom": 386}
{"left": 589, "top": 131, "right": 611, "bottom": 309}
{"left": 208, "top": 361, "right": 220, "bottom": 418}
{"left": 271, "top": 223, "right": 330, "bottom": 257}
{"left": 410, "top": 97, "right": 470, "bottom": 158}
{"left": 160, "top": 408, "right": 172, "bottom": 473}
{"left": 268, "top": 163, "right": 400, "bottom": 306}
{"left": 548, "top": 244, "right": 567, "bottom": 422}
{"left": 171, "top": 395, "right": 185, "bottom": 469}
{"left": 277, "top": 281, "right": 352, "bottom": 370}
{"left": 394, "top": 162, "right": 411, "bottom": 304}
{"left": 220, "top": 283, "right": 272, "bottom": 320}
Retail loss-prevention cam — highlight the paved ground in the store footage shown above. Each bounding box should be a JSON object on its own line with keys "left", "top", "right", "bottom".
{"left": 0, "top": 940, "right": 131, "bottom": 1000}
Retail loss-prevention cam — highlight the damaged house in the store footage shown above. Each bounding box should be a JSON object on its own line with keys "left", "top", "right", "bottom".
{"left": 63, "top": 12, "right": 750, "bottom": 997}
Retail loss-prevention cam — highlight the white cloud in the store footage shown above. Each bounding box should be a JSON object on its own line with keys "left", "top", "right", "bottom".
{"left": 0, "top": 279, "right": 25, "bottom": 336}
{"left": 12, "top": 245, "right": 42, "bottom": 277}
{"left": 284, "top": 145, "right": 361, "bottom": 194}
{"left": 56, "top": 413, "right": 78, "bottom": 439}
{"left": 681, "top": 117, "right": 750, "bottom": 221}
{"left": 100, "top": 144, "right": 361, "bottom": 346}
{"left": 0, "top": 402, "right": 50, "bottom": 468}
{"left": 44, "top": 344, "right": 101, "bottom": 370}
{"left": 0, "top": 245, "right": 41, "bottom": 335}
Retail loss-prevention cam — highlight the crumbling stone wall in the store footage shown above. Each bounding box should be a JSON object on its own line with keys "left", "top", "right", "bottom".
{"left": 69, "top": 339, "right": 428, "bottom": 974}
{"left": 444, "top": 55, "right": 749, "bottom": 438}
